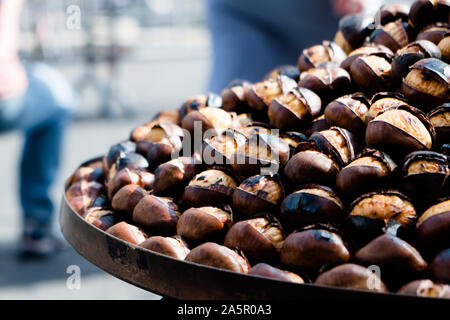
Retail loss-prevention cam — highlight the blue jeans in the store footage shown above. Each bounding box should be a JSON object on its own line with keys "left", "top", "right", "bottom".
{"left": 0, "top": 63, "right": 75, "bottom": 229}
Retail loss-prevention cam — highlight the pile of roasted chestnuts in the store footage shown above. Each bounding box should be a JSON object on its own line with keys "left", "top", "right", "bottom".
{"left": 66, "top": 0, "right": 450, "bottom": 299}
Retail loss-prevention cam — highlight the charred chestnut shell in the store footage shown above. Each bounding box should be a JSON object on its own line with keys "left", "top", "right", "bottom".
{"left": 177, "top": 206, "right": 232, "bottom": 244}
{"left": 298, "top": 41, "right": 347, "bottom": 72}
{"left": 324, "top": 92, "right": 370, "bottom": 135}
{"left": 102, "top": 140, "right": 136, "bottom": 176}
{"left": 416, "top": 198, "right": 450, "bottom": 250}
{"left": 365, "top": 92, "right": 411, "bottom": 124}
{"left": 185, "top": 242, "right": 250, "bottom": 273}
{"left": 268, "top": 87, "right": 321, "bottom": 131}
{"left": 365, "top": 104, "right": 435, "bottom": 158}
{"left": 336, "top": 149, "right": 398, "bottom": 198}
{"left": 248, "top": 263, "right": 304, "bottom": 283}
{"left": 280, "top": 185, "right": 345, "bottom": 230}
{"left": 340, "top": 44, "right": 394, "bottom": 72}
{"left": 397, "top": 279, "right": 450, "bottom": 298}
{"left": 369, "top": 19, "right": 413, "bottom": 53}
{"left": 202, "top": 129, "right": 247, "bottom": 166}
{"left": 139, "top": 235, "right": 190, "bottom": 260}
{"left": 182, "top": 169, "right": 238, "bottom": 207}
{"left": 350, "top": 52, "right": 393, "bottom": 93}
{"left": 224, "top": 216, "right": 285, "bottom": 263}
{"left": 280, "top": 224, "right": 351, "bottom": 271}
{"left": 179, "top": 93, "right": 222, "bottom": 120}
{"left": 402, "top": 58, "right": 450, "bottom": 110}
{"left": 429, "top": 248, "right": 450, "bottom": 284}
{"left": 132, "top": 195, "right": 180, "bottom": 234}
{"left": 232, "top": 175, "right": 284, "bottom": 219}
{"left": 427, "top": 103, "right": 450, "bottom": 146}
{"left": 280, "top": 131, "right": 308, "bottom": 157}
{"left": 391, "top": 40, "right": 442, "bottom": 84}
{"left": 401, "top": 151, "right": 449, "bottom": 201}
{"left": 315, "top": 263, "right": 388, "bottom": 292}
{"left": 334, "top": 14, "right": 375, "bottom": 54}
{"left": 221, "top": 79, "right": 251, "bottom": 113}
{"left": 105, "top": 221, "right": 148, "bottom": 245}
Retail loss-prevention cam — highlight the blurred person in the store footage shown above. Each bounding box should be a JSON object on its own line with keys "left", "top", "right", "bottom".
{"left": 0, "top": 0, "right": 75, "bottom": 258}
{"left": 207, "top": 0, "right": 375, "bottom": 93}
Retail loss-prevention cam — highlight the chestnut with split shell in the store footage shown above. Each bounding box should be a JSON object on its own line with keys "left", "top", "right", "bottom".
{"left": 185, "top": 242, "right": 250, "bottom": 274}
{"left": 248, "top": 263, "right": 304, "bottom": 284}
{"left": 378, "top": 3, "right": 410, "bottom": 25}
{"left": 315, "top": 263, "right": 388, "bottom": 292}
{"left": 369, "top": 19, "right": 413, "bottom": 53}
{"left": 334, "top": 14, "right": 375, "bottom": 54}
{"left": 340, "top": 44, "right": 393, "bottom": 72}
{"left": 350, "top": 52, "right": 393, "bottom": 93}
{"left": 397, "top": 279, "right": 450, "bottom": 298}
{"left": 264, "top": 65, "right": 300, "bottom": 82}
{"left": 305, "top": 115, "right": 330, "bottom": 137}
{"left": 181, "top": 106, "right": 235, "bottom": 137}
{"left": 232, "top": 175, "right": 284, "bottom": 219}
{"left": 139, "top": 235, "right": 190, "bottom": 260}
{"left": 298, "top": 41, "right": 347, "bottom": 72}
{"left": 182, "top": 169, "right": 238, "bottom": 208}
{"left": 105, "top": 221, "right": 148, "bottom": 246}
{"left": 416, "top": 198, "right": 450, "bottom": 250}
{"left": 102, "top": 140, "right": 136, "bottom": 175}
{"left": 438, "top": 33, "right": 450, "bottom": 62}
{"left": 85, "top": 208, "right": 120, "bottom": 231}
{"left": 202, "top": 129, "right": 247, "bottom": 166}
{"left": 179, "top": 93, "right": 222, "bottom": 120}
{"left": 177, "top": 206, "right": 232, "bottom": 244}
{"left": 408, "top": 0, "right": 450, "bottom": 29}
{"left": 427, "top": 103, "right": 450, "bottom": 146}
{"left": 132, "top": 195, "right": 180, "bottom": 234}
{"left": 416, "top": 22, "right": 450, "bottom": 45}
{"left": 152, "top": 109, "right": 180, "bottom": 125}
{"left": 105, "top": 151, "right": 148, "bottom": 185}
{"left": 221, "top": 79, "right": 251, "bottom": 114}
{"left": 280, "top": 132, "right": 308, "bottom": 157}
{"left": 224, "top": 216, "right": 285, "bottom": 263}
{"left": 107, "top": 167, "right": 154, "bottom": 200}
{"left": 365, "top": 91, "right": 411, "bottom": 124}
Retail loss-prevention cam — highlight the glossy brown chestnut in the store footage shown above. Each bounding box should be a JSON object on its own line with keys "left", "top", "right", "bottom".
{"left": 139, "top": 235, "right": 190, "bottom": 260}
{"left": 248, "top": 263, "right": 304, "bottom": 284}
{"left": 182, "top": 169, "right": 238, "bottom": 207}
{"left": 397, "top": 279, "right": 450, "bottom": 298}
{"left": 340, "top": 44, "right": 394, "bottom": 71}
{"left": 105, "top": 151, "right": 149, "bottom": 184}
{"left": 324, "top": 93, "right": 370, "bottom": 135}
{"left": 349, "top": 52, "right": 393, "bottom": 93}
{"left": 438, "top": 33, "right": 450, "bottom": 62}
{"left": 245, "top": 79, "right": 283, "bottom": 113}
{"left": 429, "top": 248, "right": 450, "bottom": 283}
{"left": 132, "top": 195, "right": 180, "bottom": 234}
{"left": 310, "top": 127, "right": 362, "bottom": 166}
{"left": 336, "top": 149, "right": 397, "bottom": 198}
{"left": 402, "top": 58, "right": 450, "bottom": 110}
{"left": 179, "top": 93, "right": 222, "bottom": 120}
{"left": 334, "top": 14, "right": 375, "bottom": 54}
{"left": 268, "top": 87, "right": 321, "bottom": 131}
{"left": 111, "top": 184, "right": 147, "bottom": 214}
{"left": 401, "top": 151, "right": 449, "bottom": 201}
{"left": 280, "top": 224, "right": 351, "bottom": 271}
{"left": 284, "top": 141, "right": 340, "bottom": 187}
{"left": 107, "top": 167, "right": 154, "bottom": 200}
{"left": 369, "top": 19, "right": 413, "bottom": 53}
{"left": 298, "top": 63, "right": 352, "bottom": 102}
{"left": 224, "top": 217, "right": 284, "bottom": 263}
{"left": 304, "top": 115, "right": 330, "bottom": 137}
{"left": 416, "top": 22, "right": 450, "bottom": 45}
{"left": 102, "top": 140, "right": 136, "bottom": 175}
{"left": 280, "top": 132, "right": 308, "bottom": 157}
{"left": 391, "top": 40, "right": 442, "bottom": 84}
{"left": 177, "top": 206, "right": 232, "bottom": 244}
{"left": 221, "top": 79, "right": 251, "bottom": 113}
{"left": 408, "top": 0, "right": 450, "bottom": 29}
{"left": 365, "top": 91, "right": 411, "bottom": 124}
{"left": 365, "top": 104, "right": 435, "bottom": 157}
{"left": 85, "top": 208, "right": 120, "bottom": 231}
{"left": 416, "top": 198, "right": 450, "bottom": 249}
{"left": 354, "top": 233, "right": 428, "bottom": 288}
{"left": 378, "top": 3, "right": 410, "bottom": 25}
{"left": 264, "top": 65, "right": 300, "bottom": 82}
{"left": 105, "top": 221, "right": 148, "bottom": 245}
{"left": 182, "top": 106, "right": 235, "bottom": 137}
{"left": 280, "top": 185, "right": 345, "bottom": 229}
{"left": 202, "top": 129, "right": 247, "bottom": 166}
{"left": 314, "top": 263, "right": 388, "bottom": 292}
{"left": 428, "top": 103, "right": 450, "bottom": 146}
{"left": 153, "top": 157, "right": 202, "bottom": 195}
{"left": 298, "top": 41, "right": 347, "bottom": 72}
{"left": 185, "top": 242, "right": 250, "bottom": 273}
{"left": 230, "top": 132, "right": 290, "bottom": 178}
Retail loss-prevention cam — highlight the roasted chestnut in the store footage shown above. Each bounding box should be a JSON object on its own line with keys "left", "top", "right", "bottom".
{"left": 182, "top": 169, "right": 238, "bottom": 207}
{"left": 185, "top": 242, "right": 250, "bottom": 273}
{"left": 85, "top": 208, "right": 120, "bottom": 231}
{"left": 248, "top": 263, "right": 304, "bottom": 283}
{"left": 105, "top": 221, "right": 148, "bottom": 245}
{"left": 365, "top": 91, "right": 411, "bottom": 124}
{"left": 369, "top": 19, "right": 413, "bottom": 53}
{"left": 284, "top": 141, "right": 340, "bottom": 188}
{"left": 202, "top": 129, "right": 247, "bottom": 166}
{"left": 264, "top": 65, "right": 300, "bottom": 82}
{"left": 245, "top": 79, "right": 283, "bottom": 113}
{"left": 280, "top": 132, "right": 308, "bottom": 157}
{"left": 111, "top": 184, "right": 147, "bottom": 214}
{"left": 336, "top": 149, "right": 398, "bottom": 198}
{"left": 152, "top": 109, "right": 180, "bottom": 124}
{"left": 428, "top": 103, "right": 450, "bottom": 146}
{"left": 334, "top": 14, "right": 375, "bottom": 54}
{"left": 378, "top": 3, "right": 410, "bottom": 25}
{"left": 416, "top": 22, "right": 450, "bottom": 45}
{"left": 397, "top": 279, "right": 450, "bottom": 298}
{"left": 280, "top": 185, "right": 345, "bottom": 230}
{"left": 132, "top": 195, "right": 180, "bottom": 234}
{"left": 139, "top": 235, "right": 190, "bottom": 260}
{"left": 177, "top": 206, "right": 232, "bottom": 244}
{"left": 401, "top": 151, "right": 449, "bottom": 202}
{"left": 324, "top": 93, "right": 370, "bottom": 135}
{"left": 429, "top": 248, "right": 450, "bottom": 283}
{"left": 107, "top": 167, "right": 154, "bottom": 200}
{"left": 391, "top": 40, "right": 442, "bottom": 84}
{"left": 232, "top": 175, "right": 284, "bottom": 219}
{"left": 102, "top": 140, "right": 136, "bottom": 176}
{"left": 416, "top": 198, "right": 450, "bottom": 250}
{"left": 182, "top": 106, "right": 235, "bottom": 137}
{"left": 65, "top": 180, "right": 105, "bottom": 203}
{"left": 340, "top": 44, "right": 394, "bottom": 71}
{"left": 310, "top": 127, "right": 362, "bottom": 166}
{"left": 230, "top": 132, "right": 290, "bottom": 178}
{"left": 365, "top": 104, "right": 435, "bottom": 158}
{"left": 221, "top": 79, "right": 251, "bottom": 113}
{"left": 314, "top": 263, "right": 388, "bottom": 292}
{"left": 350, "top": 52, "right": 393, "bottom": 93}
{"left": 298, "top": 63, "right": 352, "bottom": 102}
{"left": 71, "top": 166, "right": 104, "bottom": 185}
{"left": 268, "top": 87, "right": 321, "bottom": 131}
{"left": 153, "top": 157, "right": 202, "bottom": 195}
{"left": 438, "top": 33, "right": 450, "bottom": 62}
{"left": 105, "top": 151, "right": 149, "bottom": 184}
{"left": 280, "top": 224, "right": 351, "bottom": 271}
{"left": 402, "top": 58, "right": 450, "bottom": 110}
{"left": 298, "top": 41, "right": 347, "bottom": 72}
{"left": 224, "top": 216, "right": 285, "bottom": 263}
{"left": 304, "top": 115, "right": 330, "bottom": 137}
{"left": 408, "top": 0, "right": 450, "bottom": 29}
{"left": 179, "top": 93, "right": 222, "bottom": 120}
{"left": 354, "top": 233, "right": 428, "bottom": 289}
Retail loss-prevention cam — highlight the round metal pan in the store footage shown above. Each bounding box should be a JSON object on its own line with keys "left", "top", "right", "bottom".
{"left": 59, "top": 157, "right": 444, "bottom": 301}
